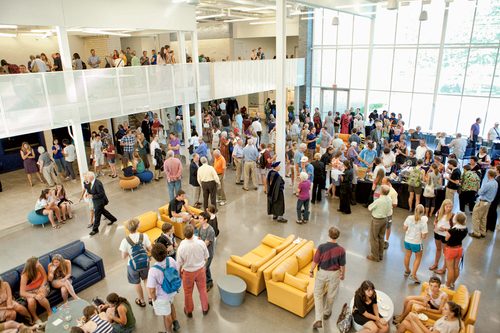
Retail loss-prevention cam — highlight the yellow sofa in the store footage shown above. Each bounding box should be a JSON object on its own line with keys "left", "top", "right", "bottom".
{"left": 405, "top": 320, "right": 474, "bottom": 333}
{"left": 158, "top": 202, "right": 203, "bottom": 239}
{"left": 123, "top": 211, "right": 164, "bottom": 243}
{"left": 226, "top": 234, "right": 297, "bottom": 296}
{"left": 265, "top": 241, "right": 316, "bottom": 317}
{"left": 414, "top": 283, "right": 480, "bottom": 326}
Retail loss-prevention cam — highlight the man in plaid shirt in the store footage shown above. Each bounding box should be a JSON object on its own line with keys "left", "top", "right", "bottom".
{"left": 121, "top": 129, "right": 136, "bottom": 160}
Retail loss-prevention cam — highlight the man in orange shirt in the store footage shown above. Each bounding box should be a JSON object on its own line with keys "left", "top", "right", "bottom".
{"left": 213, "top": 149, "right": 227, "bottom": 206}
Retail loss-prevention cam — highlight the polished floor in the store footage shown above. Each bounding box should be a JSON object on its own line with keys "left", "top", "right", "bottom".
{"left": 0, "top": 163, "right": 498, "bottom": 332}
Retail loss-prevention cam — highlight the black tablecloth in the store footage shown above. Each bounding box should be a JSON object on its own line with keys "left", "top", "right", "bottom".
{"left": 355, "top": 180, "right": 445, "bottom": 210}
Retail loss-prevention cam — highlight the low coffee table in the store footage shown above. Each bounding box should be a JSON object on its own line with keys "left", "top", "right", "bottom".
{"left": 217, "top": 275, "right": 247, "bottom": 306}
{"left": 46, "top": 299, "right": 90, "bottom": 333}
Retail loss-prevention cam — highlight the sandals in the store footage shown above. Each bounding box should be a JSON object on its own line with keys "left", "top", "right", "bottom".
{"left": 52, "top": 225, "right": 61, "bottom": 229}
{"left": 428, "top": 264, "right": 438, "bottom": 271}
{"left": 148, "top": 299, "right": 153, "bottom": 306}
{"left": 404, "top": 270, "right": 411, "bottom": 277}
{"left": 434, "top": 269, "right": 446, "bottom": 275}
{"left": 135, "top": 298, "right": 146, "bottom": 307}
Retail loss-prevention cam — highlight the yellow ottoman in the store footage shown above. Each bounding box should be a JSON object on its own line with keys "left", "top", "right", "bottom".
{"left": 119, "top": 176, "right": 140, "bottom": 191}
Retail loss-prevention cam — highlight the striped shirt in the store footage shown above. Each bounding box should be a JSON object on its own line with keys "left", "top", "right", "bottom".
{"left": 89, "top": 314, "right": 113, "bottom": 333}
{"left": 313, "top": 242, "right": 346, "bottom": 271}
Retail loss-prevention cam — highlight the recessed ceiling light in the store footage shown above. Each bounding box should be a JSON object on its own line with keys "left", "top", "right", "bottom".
{"left": 196, "top": 13, "right": 225, "bottom": 20}
{"left": 0, "top": 32, "right": 16, "bottom": 37}
{"left": 0, "top": 24, "right": 17, "bottom": 29}
{"left": 249, "top": 20, "right": 276, "bottom": 25}
{"left": 223, "top": 17, "right": 259, "bottom": 23}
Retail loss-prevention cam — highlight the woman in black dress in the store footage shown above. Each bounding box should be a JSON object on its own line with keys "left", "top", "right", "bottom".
{"left": 353, "top": 280, "right": 389, "bottom": 333}
{"left": 338, "top": 160, "right": 353, "bottom": 214}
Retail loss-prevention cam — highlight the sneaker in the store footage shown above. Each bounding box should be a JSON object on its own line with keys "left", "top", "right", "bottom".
{"left": 219, "top": 201, "right": 226, "bottom": 206}
{"left": 313, "top": 321, "right": 322, "bottom": 329}
{"left": 173, "top": 320, "right": 181, "bottom": 331}
{"left": 302, "top": 220, "right": 309, "bottom": 224}
{"left": 384, "top": 241, "right": 389, "bottom": 250}
{"left": 296, "top": 219, "right": 303, "bottom": 224}
{"left": 409, "top": 275, "right": 421, "bottom": 284}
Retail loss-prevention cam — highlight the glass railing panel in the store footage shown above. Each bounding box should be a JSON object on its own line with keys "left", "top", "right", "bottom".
{"left": 147, "top": 65, "right": 175, "bottom": 109}
{"left": 82, "top": 68, "right": 121, "bottom": 121}
{"left": 198, "top": 63, "right": 212, "bottom": 102}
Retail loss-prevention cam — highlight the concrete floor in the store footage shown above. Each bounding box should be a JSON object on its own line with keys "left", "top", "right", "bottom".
{"left": 0, "top": 164, "right": 498, "bottom": 332}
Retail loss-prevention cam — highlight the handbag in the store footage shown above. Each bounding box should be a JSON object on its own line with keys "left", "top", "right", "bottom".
{"left": 423, "top": 178, "right": 435, "bottom": 197}
{"left": 336, "top": 303, "right": 353, "bottom": 333}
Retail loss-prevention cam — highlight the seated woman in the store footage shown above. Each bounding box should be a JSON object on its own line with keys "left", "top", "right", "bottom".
{"left": 0, "top": 277, "right": 31, "bottom": 324}
{"left": 352, "top": 280, "right": 389, "bottom": 333}
{"left": 393, "top": 276, "right": 448, "bottom": 325}
{"left": 132, "top": 152, "right": 145, "bottom": 174}
{"left": 35, "top": 189, "right": 62, "bottom": 229}
{"left": 19, "top": 257, "right": 52, "bottom": 324}
{"left": 396, "top": 301, "right": 462, "bottom": 333}
{"left": 77, "top": 305, "right": 113, "bottom": 333}
{"left": 55, "top": 184, "right": 73, "bottom": 220}
{"left": 99, "top": 293, "right": 136, "bottom": 333}
{"left": 47, "top": 254, "right": 79, "bottom": 303}
{"left": 121, "top": 158, "right": 134, "bottom": 178}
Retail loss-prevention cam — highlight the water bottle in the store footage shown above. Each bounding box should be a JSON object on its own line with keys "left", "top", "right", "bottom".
{"left": 52, "top": 306, "right": 57, "bottom": 314}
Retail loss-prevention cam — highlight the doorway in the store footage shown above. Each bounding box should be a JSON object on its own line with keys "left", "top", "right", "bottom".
{"left": 320, "top": 88, "right": 350, "bottom": 117}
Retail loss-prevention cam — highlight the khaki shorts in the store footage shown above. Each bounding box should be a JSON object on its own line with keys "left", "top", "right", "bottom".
{"left": 408, "top": 185, "right": 422, "bottom": 195}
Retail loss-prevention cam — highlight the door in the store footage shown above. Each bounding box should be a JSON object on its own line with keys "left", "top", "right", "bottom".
{"left": 320, "top": 88, "right": 350, "bottom": 116}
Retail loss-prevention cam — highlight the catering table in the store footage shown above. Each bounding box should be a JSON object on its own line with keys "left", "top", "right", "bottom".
{"left": 355, "top": 180, "right": 445, "bottom": 210}
{"left": 46, "top": 299, "right": 90, "bottom": 333}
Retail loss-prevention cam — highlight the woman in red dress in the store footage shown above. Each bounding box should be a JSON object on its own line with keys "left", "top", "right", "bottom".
{"left": 340, "top": 110, "right": 351, "bottom": 134}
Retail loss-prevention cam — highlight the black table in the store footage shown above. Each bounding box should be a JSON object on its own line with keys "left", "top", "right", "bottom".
{"left": 355, "top": 180, "right": 445, "bottom": 210}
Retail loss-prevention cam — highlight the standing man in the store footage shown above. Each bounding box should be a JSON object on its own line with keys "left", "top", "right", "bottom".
{"left": 267, "top": 162, "right": 287, "bottom": 223}
{"left": 197, "top": 157, "right": 220, "bottom": 210}
{"left": 168, "top": 133, "right": 181, "bottom": 158}
{"left": 309, "top": 227, "right": 346, "bottom": 329}
{"left": 487, "top": 122, "right": 500, "bottom": 144}
{"left": 163, "top": 150, "right": 183, "bottom": 202}
{"left": 197, "top": 212, "right": 216, "bottom": 291}
{"left": 444, "top": 159, "right": 461, "bottom": 202}
{"left": 84, "top": 171, "right": 117, "bottom": 236}
{"left": 242, "top": 138, "right": 259, "bottom": 191}
{"left": 294, "top": 143, "right": 307, "bottom": 192}
{"left": 87, "top": 49, "right": 100, "bottom": 69}
{"left": 147, "top": 243, "right": 181, "bottom": 333}
{"left": 62, "top": 139, "right": 76, "bottom": 180}
{"left": 121, "top": 129, "right": 136, "bottom": 161}
{"left": 213, "top": 150, "right": 227, "bottom": 206}
{"left": 151, "top": 49, "right": 157, "bottom": 65}
{"left": 367, "top": 185, "right": 393, "bottom": 262}
{"left": 410, "top": 126, "right": 424, "bottom": 150}
{"left": 232, "top": 138, "right": 244, "bottom": 185}
{"left": 470, "top": 169, "right": 498, "bottom": 238}
{"left": 140, "top": 51, "right": 150, "bottom": 66}
{"left": 486, "top": 165, "right": 500, "bottom": 231}
{"left": 251, "top": 118, "right": 263, "bottom": 145}
{"left": 176, "top": 224, "right": 210, "bottom": 317}
{"left": 470, "top": 118, "right": 481, "bottom": 154}
{"left": 119, "top": 218, "right": 152, "bottom": 308}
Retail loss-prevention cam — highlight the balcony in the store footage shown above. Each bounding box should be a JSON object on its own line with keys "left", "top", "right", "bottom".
{"left": 0, "top": 58, "right": 305, "bottom": 138}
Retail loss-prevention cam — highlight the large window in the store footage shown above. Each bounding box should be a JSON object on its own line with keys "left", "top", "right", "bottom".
{"left": 311, "top": 0, "right": 500, "bottom": 136}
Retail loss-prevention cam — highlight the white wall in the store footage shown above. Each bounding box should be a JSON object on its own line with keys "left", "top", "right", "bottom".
{"left": 171, "top": 38, "right": 232, "bottom": 62}
{"left": 0, "top": 0, "right": 196, "bottom": 31}
{"left": 121, "top": 37, "right": 158, "bottom": 55}
{"left": 232, "top": 18, "right": 299, "bottom": 39}
{"left": 233, "top": 36, "right": 299, "bottom": 60}
{"left": 0, "top": 35, "right": 84, "bottom": 67}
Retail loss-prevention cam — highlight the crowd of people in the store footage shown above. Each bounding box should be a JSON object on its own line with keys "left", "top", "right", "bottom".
{"left": 6, "top": 95, "right": 498, "bottom": 333}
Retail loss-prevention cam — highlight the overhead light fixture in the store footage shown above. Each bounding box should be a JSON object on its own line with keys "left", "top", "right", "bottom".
{"left": 20, "top": 32, "right": 52, "bottom": 38}
{"left": 419, "top": 10, "right": 428, "bottom": 21}
{"left": 0, "top": 32, "right": 16, "bottom": 37}
{"left": 332, "top": 16, "right": 339, "bottom": 25}
{"left": 289, "top": 10, "right": 314, "bottom": 16}
{"left": 30, "top": 29, "right": 55, "bottom": 33}
{"left": 335, "top": 3, "right": 376, "bottom": 9}
{"left": 249, "top": 20, "right": 276, "bottom": 25}
{"left": 0, "top": 24, "right": 17, "bottom": 29}
{"left": 387, "top": 0, "right": 399, "bottom": 10}
{"left": 224, "top": 17, "right": 258, "bottom": 23}
{"left": 196, "top": 13, "right": 225, "bottom": 20}
{"left": 423, "top": 0, "right": 432, "bottom": 4}
{"left": 69, "top": 28, "right": 131, "bottom": 37}
{"left": 230, "top": 6, "right": 275, "bottom": 12}
{"left": 301, "top": 17, "right": 314, "bottom": 20}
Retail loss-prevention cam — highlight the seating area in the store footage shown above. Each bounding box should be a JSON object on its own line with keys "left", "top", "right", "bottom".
{"left": 158, "top": 202, "right": 202, "bottom": 239}
{"left": 0, "top": 241, "right": 105, "bottom": 311}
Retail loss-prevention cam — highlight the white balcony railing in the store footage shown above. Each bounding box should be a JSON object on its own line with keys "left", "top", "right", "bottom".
{"left": 0, "top": 58, "right": 305, "bottom": 138}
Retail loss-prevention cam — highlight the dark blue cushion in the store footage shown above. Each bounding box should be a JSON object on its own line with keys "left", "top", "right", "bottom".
{"left": 52, "top": 241, "right": 84, "bottom": 261}
{"left": 1, "top": 270, "right": 20, "bottom": 292}
{"left": 38, "top": 255, "right": 50, "bottom": 272}
{"left": 72, "top": 253, "right": 95, "bottom": 271}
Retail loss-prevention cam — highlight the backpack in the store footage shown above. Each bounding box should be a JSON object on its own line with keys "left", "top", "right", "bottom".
{"left": 153, "top": 260, "right": 181, "bottom": 294}
{"left": 126, "top": 234, "right": 149, "bottom": 271}
{"left": 259, "top": 151, "right": 267, "bottom": 169}
{"left": 408, "top": 167, "right": 422, "bottom": 188}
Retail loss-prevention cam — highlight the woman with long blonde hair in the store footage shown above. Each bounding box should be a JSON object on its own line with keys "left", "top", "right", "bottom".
{"left": 47, "top": 254, "right": 79, "bottom": 303}
{"left": 20, "top": 142, "right": 44, "bottom": 186}
{"left": 403, "top": 204, "right": 428, "bottom": 284}
{"left": 20, "top": 257, "right": 52, "bottom": 323}
{"left": 429, "top": 199, "right": 454, "bottom": 274}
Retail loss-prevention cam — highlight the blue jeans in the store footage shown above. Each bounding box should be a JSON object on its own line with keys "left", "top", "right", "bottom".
{"left": 296, "top": 199, "right": 310, "bottom": 221}
{"left": 168, "top": 179, "right": 181, "bottom": 201}
{"left": 112, "top": 324, "right": 135, "bottom": 333}
{"left": 54, "top": 158, "right": 64, "bottom": 173}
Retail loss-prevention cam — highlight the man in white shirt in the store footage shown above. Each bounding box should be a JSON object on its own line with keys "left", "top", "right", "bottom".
{"left": 197, "top": 157, "right": 220, "bottom": 209}
{"left": 382, "top": 177, "right": 398, "bottom": 250}
{"left": 415, "top": 140, "right": 428, "bottom": 160}
{"left": 251, "top": 118, "right": 263, "bottom": 145}
{"left": 219, "top": 99, "right": 226, "bottom": 112}
{"left": 119, "top": 218, "right": 152, "bottom": 308}
{"left": 381, "top": 147, "right": 396, "bottom": 174}
{"left": 91, "top": 134, "right": 105, "bottom": 176}
{"left": 62, "top": 139, "right": 76, "bottom": 180}
{"left": 177, "top": 224, "right": 210, "bottom": 317}
{"left": 487, "top": 122, "right": 499, "bottom": 143}
{"left": 447, "top": 133, "right": 467, "bottom": 159}
{"left": 31, "top": 55, "right": 47, "bottom": 72}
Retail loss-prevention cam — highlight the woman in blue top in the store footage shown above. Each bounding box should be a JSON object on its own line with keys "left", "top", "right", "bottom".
{"left": 52, "top": 139, "right": 65, "bottom": 174}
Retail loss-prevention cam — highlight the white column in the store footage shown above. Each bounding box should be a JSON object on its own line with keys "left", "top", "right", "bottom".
{"left": 192, "top": 31, "right": 203, "bottom": 135}
{"left": 55, "top": 26, "right": 72, "bottom": 71}
{"left": 70, "top": 121, "right": 89, "bottom": 181}
{"left": 177, "top": 31, "right": 191, "bottom": 154}
{"left": 364, "top": 18, "right": 375, "bottom": 120}
{"left": 294, "top": 86, "right": 300, "bottom": 118}
{"left": 275, "top": 1, "right": 286, "bottom": 175}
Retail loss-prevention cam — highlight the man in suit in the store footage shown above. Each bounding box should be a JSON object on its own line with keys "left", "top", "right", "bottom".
{"left": 84, "top": 171, "right": 117, "bottom": 236}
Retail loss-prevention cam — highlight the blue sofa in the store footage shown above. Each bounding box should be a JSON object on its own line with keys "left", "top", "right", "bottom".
{"left": 0, "top": 240, "right": 105, "bottom": 311}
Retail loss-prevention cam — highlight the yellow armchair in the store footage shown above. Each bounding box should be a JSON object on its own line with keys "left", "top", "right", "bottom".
{"left": 265, "top": 241, "right": 316, "bottom": 317}
{"left": 226, "top": 234, "right": 296, "bottom": 296}
{"left": 405, "top": 320, "right": 474, "bottom": 333}
{"left": 158, "top": 201, "right": 203, "bottom": 239}
{"left": 414, "top": 283, "right": 480, "bottom": 326}
{"left": 123, "top": 211, "right": 164, "bottom": 243}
